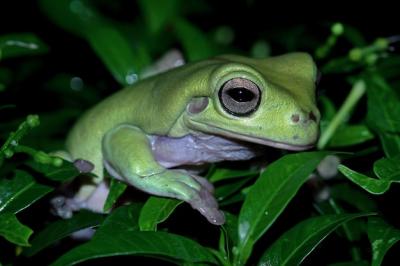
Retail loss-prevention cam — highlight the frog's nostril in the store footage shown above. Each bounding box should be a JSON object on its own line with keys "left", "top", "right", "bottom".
{"left": 291, "top": 114, "right": 300, "bottom": 123}
{"left": 309, "top": 111, "right": 317, "bottom": 122}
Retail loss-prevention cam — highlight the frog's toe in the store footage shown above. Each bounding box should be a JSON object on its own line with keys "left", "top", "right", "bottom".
{"left": 73, "top": 159, "right": 94, "bottom": 173}
{"left": 189, "top": 188, "right": 225, "bottom": 225}
{"left": 192, "top": 175, "right": 215, "bottom": 193}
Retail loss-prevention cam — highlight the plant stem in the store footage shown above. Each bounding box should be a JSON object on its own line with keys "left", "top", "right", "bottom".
{"left": 318, "top": 80, "right": 366, "bottom": 149}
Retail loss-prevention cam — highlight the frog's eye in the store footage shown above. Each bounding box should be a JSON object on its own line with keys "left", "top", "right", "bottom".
{"left": 218, "top": 78, "right": 261, "bottom": 116}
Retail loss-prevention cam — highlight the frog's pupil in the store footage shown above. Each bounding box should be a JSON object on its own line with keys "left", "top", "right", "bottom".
{"left": 227, "top": 88, "right": 254, "bottom": 102}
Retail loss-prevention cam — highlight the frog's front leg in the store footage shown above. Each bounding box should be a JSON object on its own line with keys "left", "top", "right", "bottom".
{"left": 102, "top": 124, "right": 225, "bottom": 225}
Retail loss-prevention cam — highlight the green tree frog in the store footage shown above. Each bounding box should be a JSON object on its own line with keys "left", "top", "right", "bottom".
{"left": 65, "top": 53, "right": 320, "bottom": 225}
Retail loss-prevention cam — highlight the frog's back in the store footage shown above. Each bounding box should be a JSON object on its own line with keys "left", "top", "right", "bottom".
{"left": 65, "top": 59, "right": 221, "bottom": 178}
{"left": 66, "top": 77, "right": 155, "bottom": 178}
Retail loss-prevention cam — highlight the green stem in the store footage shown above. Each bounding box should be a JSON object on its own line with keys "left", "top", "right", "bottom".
{"left": 0, "top": 114, "right": 39, "bottom": 155}
{"left": 317, "top": 80, "right": 366, "bottom": 149}
{"left": 207, "top": 248, "right": 231, "bottom": 266}
{"left": 329, "top": 199, "right": 362, "bottom": 261}
{"left": 13, "top": 145, "right": 37, "bottom": 157}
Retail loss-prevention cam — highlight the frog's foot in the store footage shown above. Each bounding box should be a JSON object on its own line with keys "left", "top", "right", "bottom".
{"left": 141, "top": 170, "right": 225, "bottom": 225}
{"left": 188, "top": 186, "right": 225, "bottom": 225}
{"left": 50, "top": 195, "right": 86, "bottom": 219}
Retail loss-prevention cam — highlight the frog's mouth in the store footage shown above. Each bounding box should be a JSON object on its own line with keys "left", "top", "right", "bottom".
{"left": 186, "top": 121, "right": 316, "bottom": 151}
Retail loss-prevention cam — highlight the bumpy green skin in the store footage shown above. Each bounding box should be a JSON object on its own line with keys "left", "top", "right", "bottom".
{"left": 66, "top": 53, "right": 319, "bottom": 225}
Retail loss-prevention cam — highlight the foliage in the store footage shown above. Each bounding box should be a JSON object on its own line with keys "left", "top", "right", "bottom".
{"left": 1, "top": 1, "right": 400, "bottom": 265}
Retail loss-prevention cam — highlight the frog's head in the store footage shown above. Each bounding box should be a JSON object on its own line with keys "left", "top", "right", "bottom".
{"left": 182, "top": 53, "right": 320, "bottom": 151}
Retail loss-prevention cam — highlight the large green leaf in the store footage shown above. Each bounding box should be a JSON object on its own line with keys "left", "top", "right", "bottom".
{"left": 258, "top": 213, "right": 372, "bottom": 266}
{"left": 0, "top": 170, "right": 36, "bottom": 212}
{"left": 3, "top": 182, "right": 52, "bottom": 214}
{"left": 139, "top": 196, "right": 182, "bottom": 231}
{"left": 24, "top": 211, "right": 104, "bottom": 256}
{"left": 39, "top": 0, "right": 146, "bottom": 85}
{"left": 0, "top": 33, "right": 48, "bottom": 60}
{"left": 236, "top": 151, "right": 329, "bottom": 264}
{"left": 51, "top": 230, "right": 217, "bottom": 266}
{"left": 368, "top": 217, "right": 400, "bottom": 266}
{"left": 50, "top": 205, "right": 216, "bottom": 265}
{"left": 86, "top": 26, "right": 141, "bottom": 86}
{"left": 0, "top": 212, "right": 33, "bottom": 246}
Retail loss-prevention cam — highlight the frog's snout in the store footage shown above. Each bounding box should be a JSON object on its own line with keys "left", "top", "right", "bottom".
{"left": 290, "top": 110, "right": 319, "bottom": 124}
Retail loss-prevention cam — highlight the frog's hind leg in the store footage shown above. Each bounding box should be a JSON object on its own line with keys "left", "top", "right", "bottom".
{"left": 50, "top": 150, "right": 109, "bottom": 215}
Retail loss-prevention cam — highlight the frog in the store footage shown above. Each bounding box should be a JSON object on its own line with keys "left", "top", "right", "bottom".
{"left": 64, "top": 52, "right": 320, "bottom": 225}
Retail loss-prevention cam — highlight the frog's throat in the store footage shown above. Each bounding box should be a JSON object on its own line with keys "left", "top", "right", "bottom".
{"left": 186, "top": 120, "right": 315, "bottom": 151}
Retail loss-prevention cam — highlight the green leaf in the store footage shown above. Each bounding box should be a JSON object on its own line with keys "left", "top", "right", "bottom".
{"left": 215, "top": 177, "right": 251, "bottom": 202}
{"left": 328, "top": 124, "right": 374, "bottom": 147}
{"left": 50, "top": 205, "right": 216, "bottom": 266}
{"left": 368, "top": 217, "right": 400, "bottom": 266}
{"left": 366, "top": 74, "right": 400, "bottom": 157}
{"left": 319, "top": 95, "right": 337, "bottom": 122}
{"left": 39, "top": 0, "right": 146, "bottom": 85}
{"left": 51, "top": 231, "right": 217, "bottom": 266}
{"left": 366, "top": 74, "right": 400, "bottom": 133}
{"left": 39, "top": 0, "right": 93, "bottom": 36}
{"left": 373, "top": 155, "right": 400, "bottom": 180}
{"left": 3, "top": 182, "right": 52, "bottom": 214}
{"left": 236, "top": 151, "right": 329, "bottom": 264}
{"left": 0, "top": 170, "right": 37, "bottom": 213}
{"left": 219, "top": 189, "right": 246, "bottom": 207}
{"left": 338, "top": 164, "right": 391, "bottom": 194}
{"left": 26, "top": 160, "right": 80, "bottom": 182}
{"left": 138, "top": 0, "right": 180, "bottom": 34}
{"left": 378, "top": 132, "right": 400, "bottom": 158}
{"left": 0, "top": 212, "right": 33, "bottom": 246}
{"left": 173, "top": 18, "right": 216, "bottom": 61}
{"left": 258, "top": 213, "right": 372, "bottom": 266}
{"left": 0, "top": 33, "right": 48, "bottom": 60}
{"left": 96, "top": 204, "right": 142, "bottom": 236}
{"left": 222, "top": 212, "right": 239, "bottom": 248}
{"left": 24, "top": 211, "right": 104, "bottom": 256}
{"left": 330, "top": 183, "right": 377, "bottom": 212}
{"left": 139, "top": 197, "right": 182, "bottom": 231}
{"left": 103, "top": 178, "right": 127, "bottom": 212}
{"left": 339, "top": 156, "right": 400, "bottom": 195}
{"left": 208, "top": 167, "right": 258, "bottom": 183}
{"left": 86, "top": 26, "right": 141, "bottom": 86}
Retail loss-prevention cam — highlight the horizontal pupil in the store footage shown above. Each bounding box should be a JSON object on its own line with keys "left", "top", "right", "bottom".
{"left": 227, "top": 87, "right": 254, "bottom": 102}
